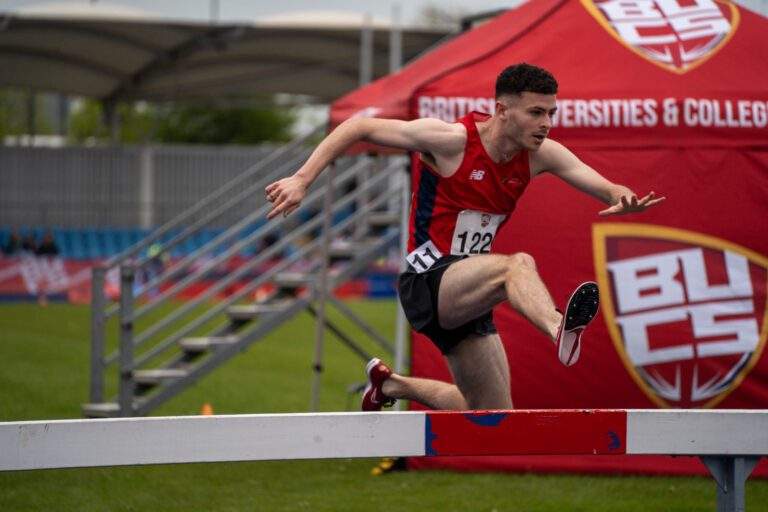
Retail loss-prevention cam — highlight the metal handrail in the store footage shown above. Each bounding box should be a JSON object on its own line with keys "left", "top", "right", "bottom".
{"left": 104, "top": 147, "right": 312, "bottom": 319}
{"left": 98, "top": 125, "right": 323, "bottom": 272}
{"left": 103, "top": 157, "right": 399, "bottom": 368}
{"left": 128, "top": 160, "right": 395, "bottom": 359}
{"left": 90, "top": 127, "right": 323, "bottom": 404}
{"left": 130, "top": 183, "right": 400, "bottom": 372}
{"left": 88, "top": 126, "right": 408, "bottom": 412}
{"left": 130, "top": 157, "right": 371, "bottom": 323}
{"left": 125, "top": 160, "right": 372, "bottom": 347}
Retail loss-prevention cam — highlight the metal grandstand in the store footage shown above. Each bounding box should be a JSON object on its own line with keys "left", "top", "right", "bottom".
{"left": 81, "top": 126, "right": 410, "bottom": 417}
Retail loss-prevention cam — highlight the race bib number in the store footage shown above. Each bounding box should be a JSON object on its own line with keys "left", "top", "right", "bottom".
{"left": 451, "top": 210, "right": 506, "bottom": 256}
{"left": 406, "top": 240, "right": 443, "bottom": 273}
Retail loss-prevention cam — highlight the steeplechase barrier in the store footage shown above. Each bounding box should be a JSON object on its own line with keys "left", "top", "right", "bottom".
{"left": 1, "top": 409, "right": 766, "bottom": 512}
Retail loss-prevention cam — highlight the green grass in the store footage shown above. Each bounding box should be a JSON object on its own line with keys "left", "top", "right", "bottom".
{"left": 1, "top": 301, "right": 766, "bottom": 511}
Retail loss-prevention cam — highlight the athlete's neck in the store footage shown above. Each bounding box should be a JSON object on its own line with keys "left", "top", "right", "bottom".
{"left": 476, "top": 116, "right": 521, "bottom": 164}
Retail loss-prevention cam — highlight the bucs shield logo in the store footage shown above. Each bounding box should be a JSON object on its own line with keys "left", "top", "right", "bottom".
{"left": 582, "top": 0, "right": 740, "bottom": 74}
{"left": 593, "top": 224, "right": 768, "bottom": 408}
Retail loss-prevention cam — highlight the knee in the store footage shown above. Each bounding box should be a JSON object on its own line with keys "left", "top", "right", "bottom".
{"left": 465, "top": 392, "right": 512, "bottom": 410}
{"left": 506, "top": 252, "right": 537, "bottom": 274}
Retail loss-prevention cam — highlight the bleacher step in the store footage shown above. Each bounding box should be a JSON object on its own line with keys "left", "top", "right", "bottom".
{"left": 81, "top": 399, "right": 146, "bottom": 418}
{"left": 366, "top": 212, "right": 400, "bottom": 227}
{"left": 81, "top": 402, "right": 120, "bottom": 418}
{"left": 179, "top": 335, "right": 239, "bottom": 353}
{"left": 273, "top": 272, "right": 314, "bottom": 290}
{"left": 328, "top": 239, "right": 380, "bottom": 258}
{"left": 133, "top": 368, "right": 189, "bottom": 385}
{"left": 227, "top": 302, "right": 292, "bottom": 321}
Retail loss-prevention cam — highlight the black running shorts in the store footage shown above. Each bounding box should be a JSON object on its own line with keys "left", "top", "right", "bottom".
{"left": 398, "top": 255, "right": 497, "bottom": 354}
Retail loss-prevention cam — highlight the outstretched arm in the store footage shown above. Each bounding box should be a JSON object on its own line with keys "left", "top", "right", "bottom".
{"left": 265, "top": 117, "right": 463, "bottom": 219}
{"left": 531, "top": 139, "right": 666, "bottom": 216}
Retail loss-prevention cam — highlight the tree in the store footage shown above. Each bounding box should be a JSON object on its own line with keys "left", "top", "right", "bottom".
{"left": 68, "top": 100, "right": 155, "bottom": 144}
{"left": 155, "top": 102, "right": 295, "bottom": 144}
{"left": 68, "top": 99, "right": 296, "bottom": 145}
{"left": 0, "top": 89, "right": 56, "bottom": 141}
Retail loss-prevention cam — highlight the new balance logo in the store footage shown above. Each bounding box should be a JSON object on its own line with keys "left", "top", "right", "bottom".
{"left": 469, "top": 169, "right": 485, "bottom": 181}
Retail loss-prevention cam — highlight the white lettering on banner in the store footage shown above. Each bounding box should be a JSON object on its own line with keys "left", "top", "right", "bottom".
{"left": 16, "top": 257, "right": 70, "bottom": 294}
{"left": 608, "top": 249, "right": 753, "bottom": 314}
{"left": 689, "top": 300, "right": 760, "bottom": 358}
{"left": 417, "top": 96, "right": 495, "bottom": 121}
{"left": 616, "top": 300, "right": 759, "bottom": 366}
{"left": 417, "top": 95, "right": 768, "bottom": 129}
{"left": 683, "top": 98, "right": 768, "bottom": 128}
{"left": 679, "top": 250, "right": 752, "bottom": 301}
{"left": 607, "top": 251, "right": 684, "bottom": 314}
{"left": 595, "top": 0, "right": 731, "bottom": 66}
{"left": 550, "top": 98, "right": 768, "bottom": 129}
{"left": 616, "top": 307, "right": 693, "bottom": 366}
{"left": 608, "top": 248, "right": 759, "bottom": 367}
{"left": 554, "top": 98, "right": 659, "bottom": 128}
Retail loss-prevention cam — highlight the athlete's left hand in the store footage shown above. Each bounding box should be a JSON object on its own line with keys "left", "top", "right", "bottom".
{"left": 599, "top": 190, "right": 666, "bottom": 216}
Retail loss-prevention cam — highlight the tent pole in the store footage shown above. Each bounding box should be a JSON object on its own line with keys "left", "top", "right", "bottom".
{"left": 389, "top": 3, "right": 402, "bottom": 73}
{"left": 359, "top": 12, "right": 374, "bottom": 86}
{"left": 310, "top": 163, "right": 335, "bottom": 412}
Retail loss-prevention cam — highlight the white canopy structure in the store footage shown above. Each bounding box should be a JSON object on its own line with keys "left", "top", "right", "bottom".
{"left": 0, "top": 3, "right": 453, "bottom": 103}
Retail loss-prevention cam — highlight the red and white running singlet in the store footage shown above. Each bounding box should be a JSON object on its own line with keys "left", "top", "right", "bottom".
{"left": 406, "top": 111, "right": 530, "bottom": 273}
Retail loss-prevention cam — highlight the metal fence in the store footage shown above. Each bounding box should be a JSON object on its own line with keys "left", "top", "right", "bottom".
{"left": 0, "top": 143, "right": 288, "bottom": 228}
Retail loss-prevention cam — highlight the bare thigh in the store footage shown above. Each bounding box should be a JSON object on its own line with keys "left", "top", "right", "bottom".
{"left": 445, "top": 333, "right": 511, "bottom": 409}
{"left": 437, "top": 254, "right": 510, "bottom": 330}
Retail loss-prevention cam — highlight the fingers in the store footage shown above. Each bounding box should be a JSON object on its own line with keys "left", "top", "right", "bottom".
{"left": 599, "top": 192, "right": 666, "bottom": 216}
{"left": 598, "top": 205, "right": 621, "bottom": 216}
{"left": 265, "top": 176, "right": 307, "bottom": 219}
{"left": 267, "top": 195, "right": 297, "bottom": 219}
{"left": 645, "top": 197, "right": 666, "bottom": 208}
{"left": 266, "top": 208, "right": 280, "bottom": 220}
{"left": 622, "top": 194, "right": 639, "bottom": 209}
{"left": 265, "top": 185, "right": 301, "bottom": 220}
{"left": 635, "top": 192, "right": 666, "bottom": 210}
{"left": 265, "top": 181, "right": 283, "bottom": 201}
{"left": 265, "top": 183, "right": 285, "bottom": 219}
{"left": 636, "top": 191, "right": 655, "bottom": 206}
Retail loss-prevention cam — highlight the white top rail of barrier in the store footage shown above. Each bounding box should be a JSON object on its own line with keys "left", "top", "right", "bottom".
{"left": 1, "top": 409, "right": 766, "bottom": 472}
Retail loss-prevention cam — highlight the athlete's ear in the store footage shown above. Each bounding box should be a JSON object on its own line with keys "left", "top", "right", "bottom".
{"left": 495, "top": 99, "right": 508, "bottom": 118}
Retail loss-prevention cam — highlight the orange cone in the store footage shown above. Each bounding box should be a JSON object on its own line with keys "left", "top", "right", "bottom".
{"left": 201, "top": 403, "right": 214, "bottom": 416}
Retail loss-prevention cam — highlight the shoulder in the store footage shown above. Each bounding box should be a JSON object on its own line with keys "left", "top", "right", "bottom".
{"left": 408, "top": 117, "right": 467, "bottom": 140}
{"left": 404, "top": 117, "right": 468, "bottom": 156}
{"left": 347, "top": 117, "right": 467, "bottom": 156}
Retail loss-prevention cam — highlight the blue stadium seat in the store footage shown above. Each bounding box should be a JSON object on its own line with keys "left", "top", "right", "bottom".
{"left": 0, "top": 227, "right": 10, "bottom": 250}
{"left": 70, "top": 236, "right": 87, "bottom": 259}
{"left": 53, "top": 228, "right": 71, "bottom": 258}
{"left": 102, "top": 229, "right": 119, "bottom": 257}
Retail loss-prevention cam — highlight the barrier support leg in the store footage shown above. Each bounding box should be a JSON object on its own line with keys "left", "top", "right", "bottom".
{"left": 700, "top": 455, "right": 761, "bottom": 512}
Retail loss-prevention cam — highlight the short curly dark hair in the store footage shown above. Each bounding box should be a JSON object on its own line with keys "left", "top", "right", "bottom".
{"left": 495, "top": 63, "right": 558, "bottom": 98}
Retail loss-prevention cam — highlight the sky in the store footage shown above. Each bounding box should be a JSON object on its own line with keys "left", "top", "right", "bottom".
{"left": 0, "top": 0, "right": 530, "bottom": 26}
{"left": 2, "top": 0, "right": 765, "bottom": 25}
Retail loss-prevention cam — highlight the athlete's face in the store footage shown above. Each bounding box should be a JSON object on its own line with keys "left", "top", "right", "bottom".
{"left": 497, "top": 92, "right": 557, "bottom": 152}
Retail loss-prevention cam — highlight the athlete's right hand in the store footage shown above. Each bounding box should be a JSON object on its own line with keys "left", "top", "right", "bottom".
{"left": 265, "top": 176, "right": 307, "bottom": 219}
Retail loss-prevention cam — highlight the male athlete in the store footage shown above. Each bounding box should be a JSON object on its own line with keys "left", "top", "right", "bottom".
{"left": 265, "top": 63, "right": 665, "bottom": 412}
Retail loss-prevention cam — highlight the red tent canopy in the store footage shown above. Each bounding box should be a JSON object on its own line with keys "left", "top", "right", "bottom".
{"left": 331, "top": 0, "right": 767, "bottom": 149}
{"left": 329, "top": 0, "right": 566, "bottom": 129}
{"left": 334, "top": 0, "right": 768, "bottom": 476}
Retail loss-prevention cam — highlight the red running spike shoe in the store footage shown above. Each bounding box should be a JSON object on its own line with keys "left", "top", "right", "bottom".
{"left": 556, "top": 282, "right": 600, "bottom": 367}
{"left": 361, "top": 358, "right": 396, "bottom": 411}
